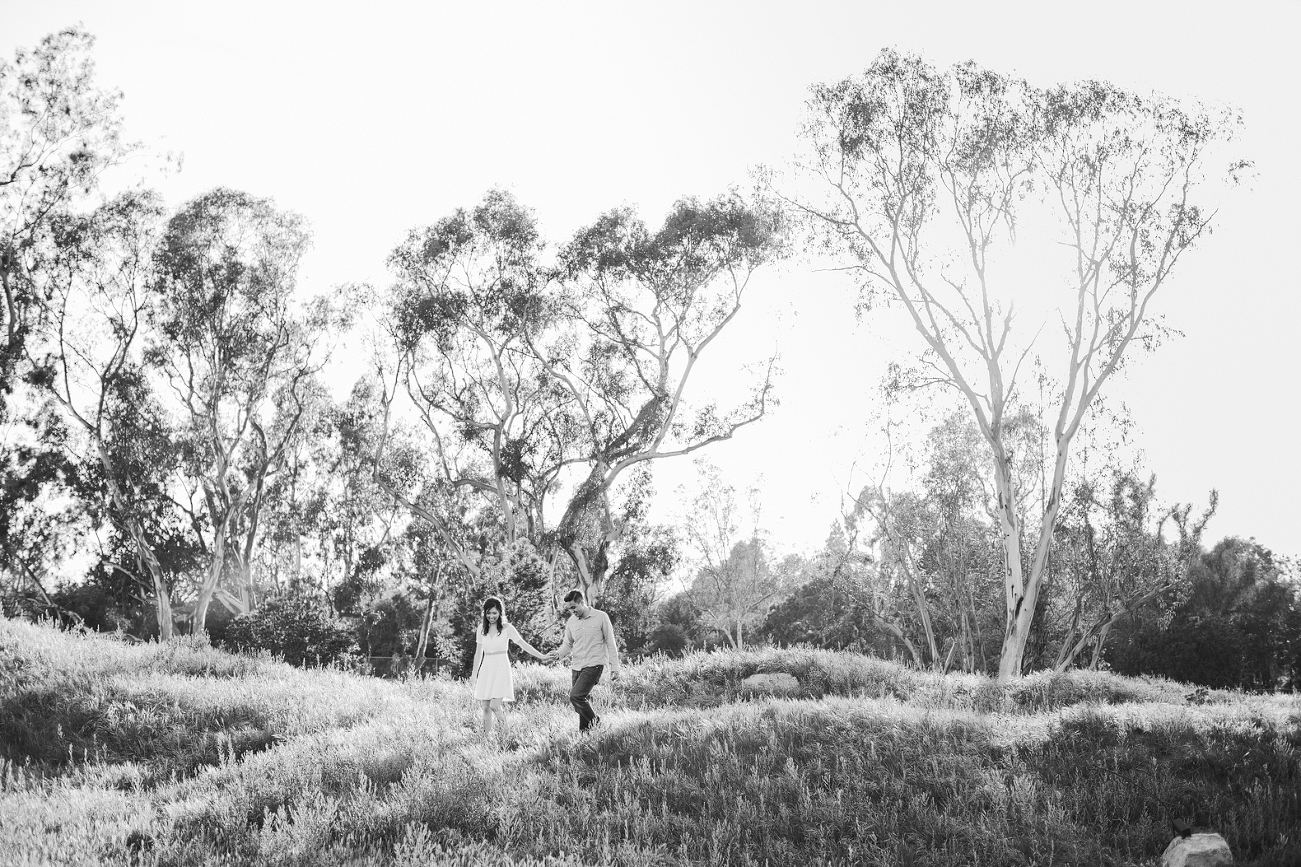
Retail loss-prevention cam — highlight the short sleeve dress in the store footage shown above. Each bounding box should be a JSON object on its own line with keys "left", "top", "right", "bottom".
{"left": 473, "top": 623, "right": 522, "bottom": 702}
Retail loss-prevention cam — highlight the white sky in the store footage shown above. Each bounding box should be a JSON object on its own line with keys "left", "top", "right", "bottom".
{"left": 7, "top": 0, "right": 1299, "bottom": 561}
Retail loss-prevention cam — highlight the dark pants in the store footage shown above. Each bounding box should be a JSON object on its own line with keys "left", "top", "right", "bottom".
{"left": 569, "top": 665, "right": 604, "bottom": 731}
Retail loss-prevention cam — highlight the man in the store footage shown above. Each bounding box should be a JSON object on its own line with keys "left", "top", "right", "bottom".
{"left": 546, "top": 589, "right": 620, "bottom": 733}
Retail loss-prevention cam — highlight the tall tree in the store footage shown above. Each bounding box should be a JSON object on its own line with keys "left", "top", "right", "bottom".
{"left": 305, "top": 375, "right": 407, "bottom": 598}
{"left": 681, "top": 461, "right": 785, "bottom": 649}
{"left": 28, "top": 191, "right": 181, "bottom": 638}
{"left": 795, "top": 50, "right": 1244, "bottom": 681}
{"left": 543, "top": 192, "right": 786, "bottom": 598}
{"left": 380, "top": 189, "right": 556, "bottom": 582}
{"left": 379, "top": 190, "right": 785, "bottom": 603}
{"left": 1, "top": 26, "right": 130, "bottom": 403}
{"left": 852, "top": 488, "right": 944, "bottom": 668}
{"left": 149, "top": 187, "right": 329, "bottom": 633}
{"left": 845, "top": 414, "right": 1006, "bottom": 672}
{"left": 596, "top": 466, "right": 678, "bottom": 657}
{"left": 0, "top": 27, "right": 134, "bottom": 624}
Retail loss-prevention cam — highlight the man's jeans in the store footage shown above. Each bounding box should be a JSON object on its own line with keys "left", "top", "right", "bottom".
{"left": 569, "top": 665, "right": 604, "bottom": 731}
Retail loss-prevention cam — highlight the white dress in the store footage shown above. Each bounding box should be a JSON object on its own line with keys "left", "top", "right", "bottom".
{"left": 473, "top": 623, "right": 522, "bottom": 702}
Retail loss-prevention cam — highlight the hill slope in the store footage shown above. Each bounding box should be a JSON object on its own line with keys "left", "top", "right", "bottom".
{"left": 2, "top": 618, "right": 1299, "bottom": 866}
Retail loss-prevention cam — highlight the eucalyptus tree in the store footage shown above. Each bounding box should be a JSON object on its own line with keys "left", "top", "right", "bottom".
{"left": 846, "top": 413, "right": 1005, "bottom": 672}
{"left": 300, "top": 373, "right": 412, "bottom": 599}
{"left": 0, "top": 404, "right": 84, "bottom": 622}
{"left": 149, "top": 188, "right": 334, "bottom": 633}
{"left": 1, "top": 27, "right": 133, "bottom": 614}
{"left": 28, "top": 191, "right": 181, "bottom": 637}
{"left": 380, "top": 189, "right": 558, "bottom": 584}
{"left": 850, "top": 487, "right": 943, "bottom": 668}
{"left": 378, "top": 190, "right": 785, "bottom": 603}
{"left": 239, "top": 372, "right": 341, "bottom": 593}
{"left": 679, "top": 461, "right": 782, "bottom": 650}
{"left": 1, "top": 26, "right": 130, "bottom": 403}
{"left": 795, "top": 50, "right": 1245, "bottom": 681}
{"left": 1049, "top": 471, "right": 1214, "bottom": 672}
{"left": 542, "top": 192, "right": 786, "bottom": 598}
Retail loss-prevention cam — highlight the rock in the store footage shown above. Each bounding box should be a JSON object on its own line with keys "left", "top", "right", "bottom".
{"left": 740, "top": 672, "right": 800, "bottom": 694}
{"left": 1161, "top": 832, "right": 1233, "bottom": 867}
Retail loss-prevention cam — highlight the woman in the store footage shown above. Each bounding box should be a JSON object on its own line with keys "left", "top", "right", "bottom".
{"left": 471, "top": 596, "right": 546, "bottom": 744}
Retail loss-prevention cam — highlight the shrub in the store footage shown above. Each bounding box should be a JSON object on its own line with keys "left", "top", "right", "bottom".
{"left": 225, "top": 593, "right": 357, "bottom": 667}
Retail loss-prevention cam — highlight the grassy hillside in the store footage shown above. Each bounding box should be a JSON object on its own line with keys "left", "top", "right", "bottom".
{"left": 2, "top": 618, "right": 1299, "bottom": 866}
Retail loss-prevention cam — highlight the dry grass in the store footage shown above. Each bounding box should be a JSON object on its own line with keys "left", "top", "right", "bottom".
{"left": 2, "top": 618, "right": 1298, "bottom": 866}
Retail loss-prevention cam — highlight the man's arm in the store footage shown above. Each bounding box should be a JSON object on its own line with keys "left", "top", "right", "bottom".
{"left": 602, "top": 612, "right": 621, "bottom": 675}
{"left": 550, "top": 617, "right": 574, "bottom": 662}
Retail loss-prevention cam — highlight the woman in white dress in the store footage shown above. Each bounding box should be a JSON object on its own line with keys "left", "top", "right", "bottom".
{"left": 471, "top": 596, "right": 546, "bottom": 744}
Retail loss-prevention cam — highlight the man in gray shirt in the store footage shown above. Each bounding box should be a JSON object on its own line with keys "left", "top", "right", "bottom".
{"left": 546, "top": 589, "right": 620, "bottom": 732}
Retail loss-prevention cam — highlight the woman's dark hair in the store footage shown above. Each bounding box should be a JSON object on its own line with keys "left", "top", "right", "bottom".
{"left": 481, "top": 596, "right": 506, "bottom": 635}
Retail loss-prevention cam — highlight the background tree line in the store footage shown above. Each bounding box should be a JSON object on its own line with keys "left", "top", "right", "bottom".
{"left": 0, "top": 27, "right": 783, "bottom": 677}
{"left": 5, "top": 28, "right": 1294, "bottom": 691}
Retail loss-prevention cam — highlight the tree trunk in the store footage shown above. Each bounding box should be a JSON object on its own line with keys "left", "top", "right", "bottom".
{"left": 1054, "top": 595, "right": 1086, "bottom": 671}
{"left": 566, "top": 540, "right": 615, "bottom": 604}
{"left": 941, "top": 639, "right": 959, "bottom": 673}
{"left": 996, "top": 437, "right": 1070, "bottom": 682}
{"left": 875, "top": 504, "right": 940, "bottom": 667}
{"left": 1054, "top": 611, "right": 1118, "bottom": 674}
{"left": 413, "top": 593, "right": 435, "bottom": 675}
{"left": 141, "top": 545, "right": 174, "bottom": 641}
{"left": 910, "top": 578, "right": 939, "bottom": 668}
{"left": 94, "top": 440, "right": 173, "bottom": 639}
{"left": 1, "top": 257, "right": 20, "bottom": 372}
{"left": 193, "top": 524, "right": 230, "bottom": 635}
{"left": 958, "top": 608, "right": 973, "bottom": 673}
{"left": 968, "top": 584, "right": 986, "bottom": 673}
{"left": 869, "top": 613, "right": 921, "bottom": 667}
{"left": 994, "top": 453, "right": 1031, "bottom": 681}
{"left": 1089, "top": 620, "right": 1113, "bottom": 671}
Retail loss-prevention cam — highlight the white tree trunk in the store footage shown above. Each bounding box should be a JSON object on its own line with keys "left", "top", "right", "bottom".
{"left": 94, "top": 440, "right": 173, "bottom": 640}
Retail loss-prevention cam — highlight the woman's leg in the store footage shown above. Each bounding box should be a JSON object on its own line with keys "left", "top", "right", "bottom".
{"left": 490, "top": 698, "right": 507, "bottom": 740}
{"left": 480, "top": 699, "right": 494, "bottom": 742}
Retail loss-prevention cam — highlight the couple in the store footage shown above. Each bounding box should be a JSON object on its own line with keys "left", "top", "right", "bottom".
{"left": 471, "top": 589, "right": 619, "bottom": 743}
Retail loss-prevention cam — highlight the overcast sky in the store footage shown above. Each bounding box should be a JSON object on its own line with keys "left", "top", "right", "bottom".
{"left": 7, "top": 1, "right": 1299, "bottom": 562}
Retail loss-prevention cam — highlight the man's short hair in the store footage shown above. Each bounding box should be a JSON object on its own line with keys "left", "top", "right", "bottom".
{"left": 563, "top": 589, "right": 585, "bottom": 604}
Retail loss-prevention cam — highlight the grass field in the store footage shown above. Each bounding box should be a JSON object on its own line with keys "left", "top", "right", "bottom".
{"left": 2, "top": 618, "right": 1299, "bottom": 866}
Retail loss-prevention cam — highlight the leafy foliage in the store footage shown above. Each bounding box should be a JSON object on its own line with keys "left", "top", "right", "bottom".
{"left": 224, "top": 593, "right": 357, "bottom": 667}
{"left": 0, "top": 26, "right": 130, "bottom": 403}
{"left": 1108, "top": 537, "right": 1301, "bottom": 690}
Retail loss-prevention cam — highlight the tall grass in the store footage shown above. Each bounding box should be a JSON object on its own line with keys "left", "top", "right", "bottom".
{"left": 2, "top": 617, "right": 1298, "bottom": 866}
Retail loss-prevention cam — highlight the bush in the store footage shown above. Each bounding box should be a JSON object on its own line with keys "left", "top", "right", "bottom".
{"left": 225, "top": 593, "right": 357, "bottom": 667}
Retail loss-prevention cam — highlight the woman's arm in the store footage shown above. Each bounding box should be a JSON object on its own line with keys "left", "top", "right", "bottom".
{"left": 508, "top": 624, "right": 546, "bottom": 660}
{"left": 471, "top": 635, "right": 483, "bottom": 681}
